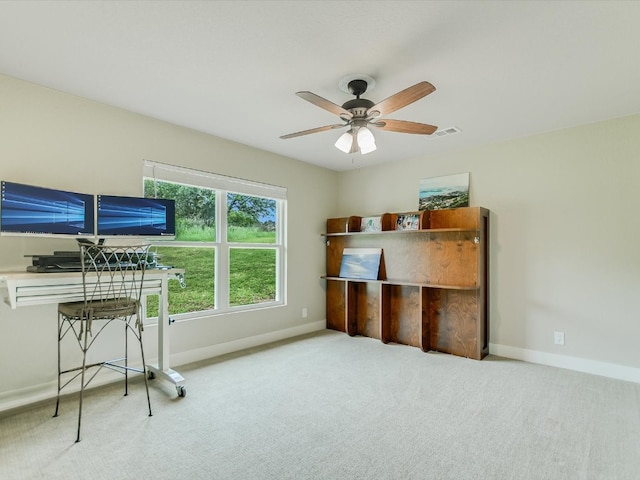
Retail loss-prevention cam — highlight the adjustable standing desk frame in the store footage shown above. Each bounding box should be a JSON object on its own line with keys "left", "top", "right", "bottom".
{"left": 0, "top": 268, "right": 186, "bottom": 397}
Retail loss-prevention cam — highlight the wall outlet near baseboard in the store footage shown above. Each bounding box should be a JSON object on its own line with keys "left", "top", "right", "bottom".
{"left": 554, "top": 331, "right": 565, "bottom": 345}
{"left": 302, "top": 307, "right": 308, "bottom": 318}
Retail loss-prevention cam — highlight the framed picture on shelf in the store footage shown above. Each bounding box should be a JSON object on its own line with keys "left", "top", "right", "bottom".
{"left": 395, "top": 213, "right": 420, "bottom": 230}
{"left": 339, "top": 248, "right": 383, "bottom": 280}
{"left": 360, "top": 216, "right": 382, "bottom": 232}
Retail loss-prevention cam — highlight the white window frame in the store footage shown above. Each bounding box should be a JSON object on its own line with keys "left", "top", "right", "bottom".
{"left": 143, "top": 159, "right": 287, "bottom": 318}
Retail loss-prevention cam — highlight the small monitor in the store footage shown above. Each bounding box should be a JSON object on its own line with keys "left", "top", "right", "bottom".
{"left": 97, "top": 195, "right": 176, "bottom": 238}
{"left": 0, "top": 181, "right": 95, "bottom": 237}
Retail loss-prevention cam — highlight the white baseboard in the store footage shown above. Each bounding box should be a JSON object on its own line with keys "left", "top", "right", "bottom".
{"left": 0, "top": 369, "right": 126, "bottom": 414}
{"left": 0, "top": 320, "right": 326, "bottom": 414}
{"left": 169, "top": 320, "right": 326, "bottom": 367}
{"left": 0, "top": 382, "right": 56, "bottom": 414}
{"left": 490, "top": 343, "right": 640, "bottom": 384}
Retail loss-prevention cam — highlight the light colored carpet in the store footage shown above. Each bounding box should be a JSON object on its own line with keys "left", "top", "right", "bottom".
{"left": 1, "top": 330, "right": 639, "bottom": 479}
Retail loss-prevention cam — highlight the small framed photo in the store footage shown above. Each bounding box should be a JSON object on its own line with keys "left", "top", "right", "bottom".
{"left": 395, "top": 213, "right": 420, "bottom": 231}
{"left": 360, "top": 216, "right": 382, "bottom": 232}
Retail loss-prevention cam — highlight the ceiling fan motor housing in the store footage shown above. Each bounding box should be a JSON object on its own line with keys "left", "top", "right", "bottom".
{"left": 342, "top": 79, "right": 374, "bottom": 116}
{"left": 347, "top": 79, "right": 368, "bottom": 96}
{"left": 342, "top": 98, "right": 374, "bottom": 115}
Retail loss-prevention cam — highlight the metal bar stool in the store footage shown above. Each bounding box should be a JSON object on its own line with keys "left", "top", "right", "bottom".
{"left": 54, "top": 243, "right": 153, "bottom": 442}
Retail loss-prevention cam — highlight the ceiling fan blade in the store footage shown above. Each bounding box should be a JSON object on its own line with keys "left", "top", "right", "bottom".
{"left": 372, "top": 119, "right": 438, "bottom": 135}
{"left": 280, "top": 124, "right": 345, "bottom": 139}
{"left": 367, "top": 81, "right": 435, "bottom": 118}
{"left": 296, "top": 91, "right": 353, "bottom": 119}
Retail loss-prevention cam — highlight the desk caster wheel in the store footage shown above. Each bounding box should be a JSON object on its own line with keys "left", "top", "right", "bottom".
{"left": 177, "top": 385, "right": 187, "bottom": 397}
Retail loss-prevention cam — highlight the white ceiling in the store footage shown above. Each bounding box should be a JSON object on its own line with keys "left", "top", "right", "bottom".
{"left": 1, "top": 1, "right": 639, "bottom": 171}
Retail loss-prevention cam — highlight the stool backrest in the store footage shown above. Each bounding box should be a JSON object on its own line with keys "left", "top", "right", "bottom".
{"left": 80, "top": 244, "right": 151, "bottom": 308}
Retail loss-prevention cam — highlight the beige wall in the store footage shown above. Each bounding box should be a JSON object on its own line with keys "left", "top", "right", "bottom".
{"left": 337, "top": 114, "right": 640, "bottom": 379}
{"left": 0, "top": 74, "right": 338, "bottom": 410}
{"left": 1, "top": 72, "right": 638, "bottom": 411}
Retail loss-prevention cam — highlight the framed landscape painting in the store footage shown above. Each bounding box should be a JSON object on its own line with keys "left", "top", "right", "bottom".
{"left": 419, "top": 172, "right": 469, "bottom": 211}
{"left": 339, "top": 248, "right": 383, "bottom": 280}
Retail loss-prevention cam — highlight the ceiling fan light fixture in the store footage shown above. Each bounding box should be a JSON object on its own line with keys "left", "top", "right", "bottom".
{"left": 349, "top": 131, "right": 360, "bottom": 154}
{"left": 359, "top": 141, "right": 377, "bottom": 155}
{"left": 357, "top": 126, "right": 376, "bottom": 154}
{"left": 334, "top": 130, "right": 354, "bottom": 153}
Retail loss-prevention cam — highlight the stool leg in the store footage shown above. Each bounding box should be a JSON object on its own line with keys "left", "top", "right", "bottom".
{"left": 124, "top": 318, "right": 129, "bottom": 396}
{"left": 76, "top": 318, "right": 90, "bottom": 443}
{"left": 53, "top": 313, "right": 63, "bottom": 418}
{"left": 138, "top": 320, "right": 152, "bottom": 417}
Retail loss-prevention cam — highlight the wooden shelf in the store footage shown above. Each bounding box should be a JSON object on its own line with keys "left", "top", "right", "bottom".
{"left": 324, "top": 206, "right": 489, "bottom": 360}
{"left": 322, "top": 227, "right": 478, "bottom": 237}
{"left": 321, "top": 276, "right": 479, "bottom": 291}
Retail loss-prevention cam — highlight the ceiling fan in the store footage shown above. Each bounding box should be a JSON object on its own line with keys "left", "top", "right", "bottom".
{"left": 280, "top": 76, "right": 437, "bottom": 155}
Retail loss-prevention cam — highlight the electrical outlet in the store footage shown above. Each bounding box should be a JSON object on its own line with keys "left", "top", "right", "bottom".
{"left": 302, "top": 307, "right": 308, "bottom": 318}
{"left": 554, "top": 331, "right": 565, "bottom": 345}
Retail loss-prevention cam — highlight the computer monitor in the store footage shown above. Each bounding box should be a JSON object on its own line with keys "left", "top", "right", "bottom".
{"left": 97, "top": 194, "right": 176, "bottom": 238}
{"left": 0, "top": 181, "right": 95, "bottom": 237}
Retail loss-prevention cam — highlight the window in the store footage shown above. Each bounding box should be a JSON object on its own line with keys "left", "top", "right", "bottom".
{"left": 142, "top": 160, "right": 286, "bottom": 318}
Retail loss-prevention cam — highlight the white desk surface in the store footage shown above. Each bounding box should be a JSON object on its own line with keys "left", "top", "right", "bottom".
{"left": 0, "top": 268, "right": 184, "bottom": 309}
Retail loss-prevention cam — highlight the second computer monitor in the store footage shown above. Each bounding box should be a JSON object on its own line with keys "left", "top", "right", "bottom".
{"left": 97, "top": 195, "right": 176, "bottom": 238}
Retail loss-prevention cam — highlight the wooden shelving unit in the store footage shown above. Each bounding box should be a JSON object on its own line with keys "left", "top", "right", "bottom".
{"left": 324, "top": 206, "right": 489, "bottom": 360}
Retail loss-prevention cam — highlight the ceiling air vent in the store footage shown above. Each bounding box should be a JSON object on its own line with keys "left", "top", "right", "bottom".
{"left": 433, "top": 126, "right": 461, "bottom": 138}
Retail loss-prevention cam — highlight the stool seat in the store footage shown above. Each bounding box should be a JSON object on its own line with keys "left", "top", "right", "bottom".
{"left": 58, "top": 298, "right": 139, "bottom": 320}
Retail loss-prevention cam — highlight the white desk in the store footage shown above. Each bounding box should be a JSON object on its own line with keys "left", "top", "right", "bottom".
{"left": 0, "top": 268, "right": 187, "bottom": 396}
